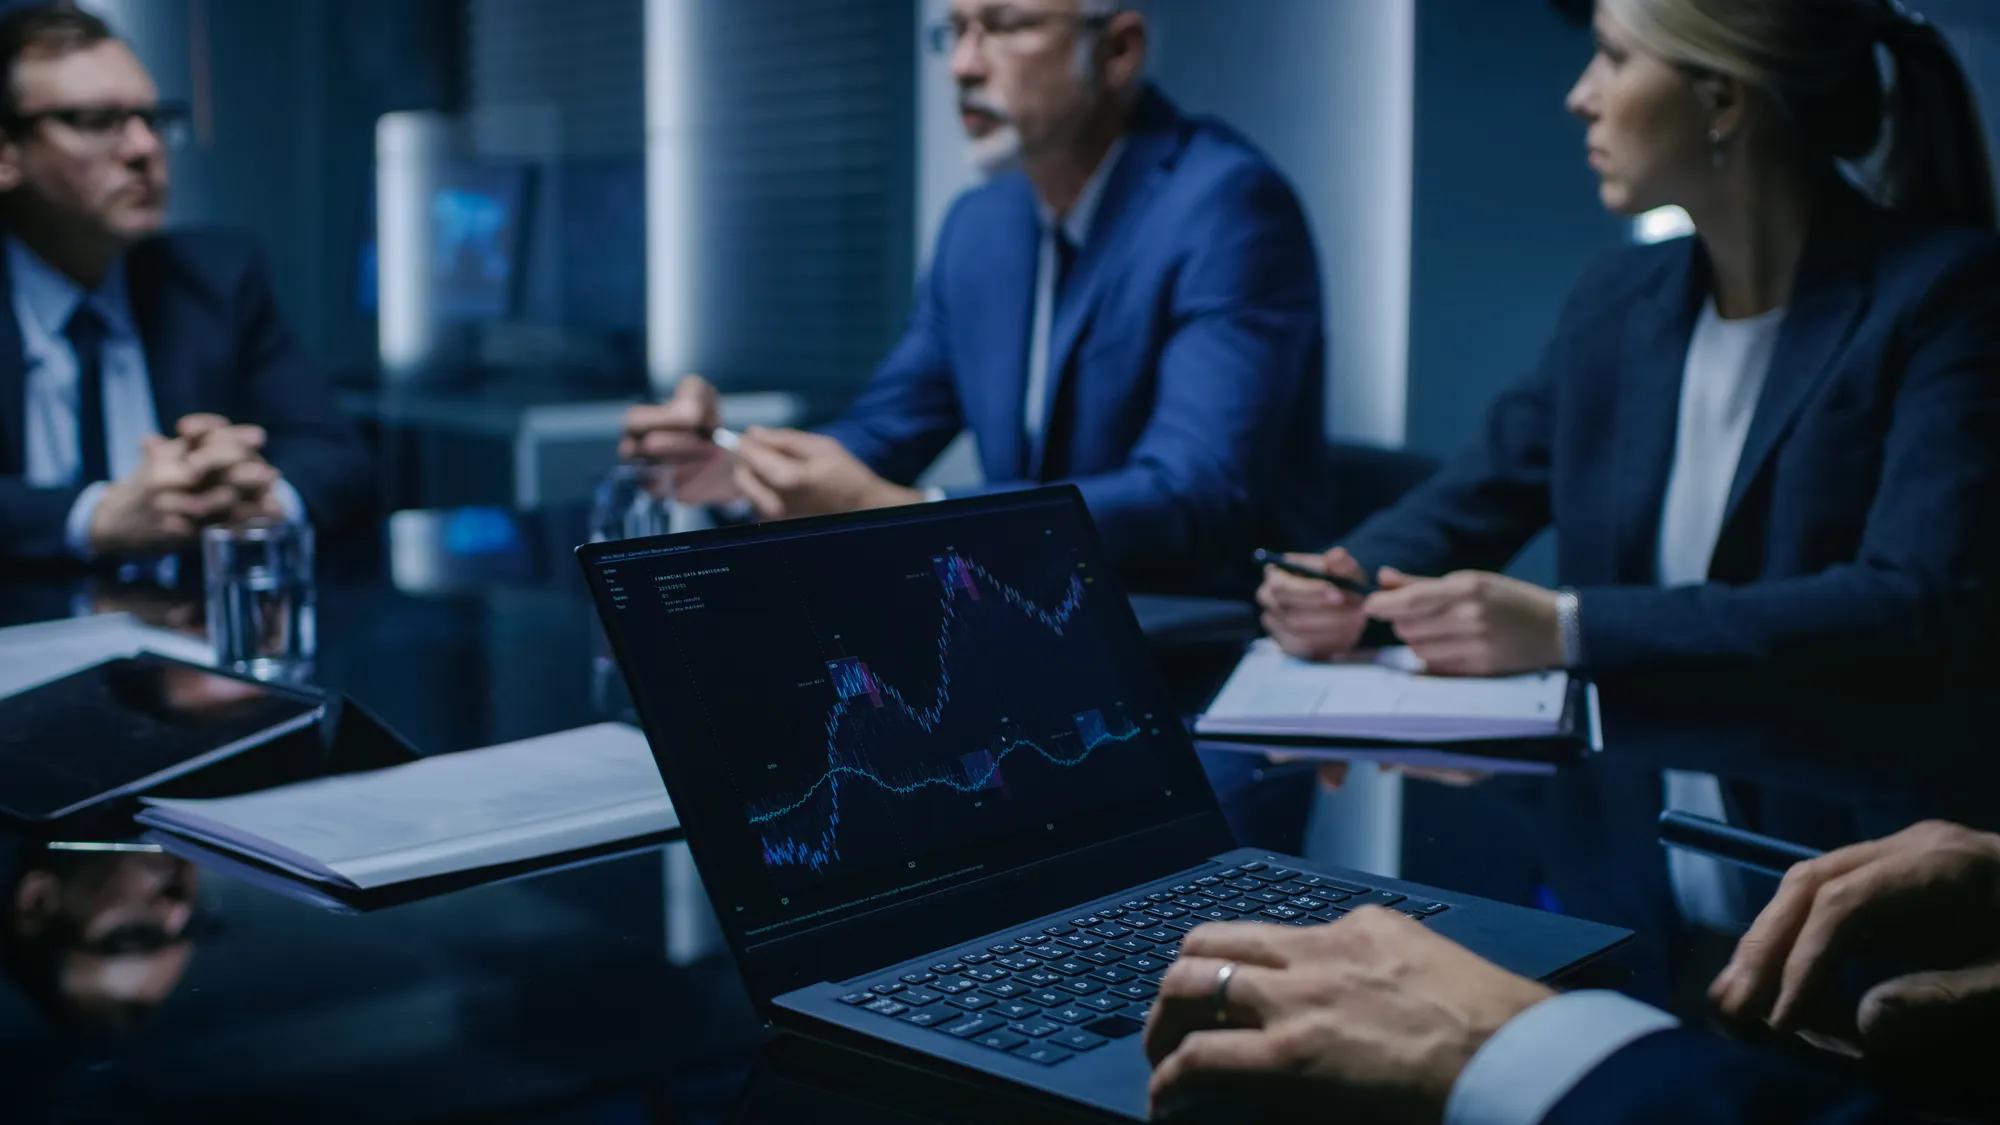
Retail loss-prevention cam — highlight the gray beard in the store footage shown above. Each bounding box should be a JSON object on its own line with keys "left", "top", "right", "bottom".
{"left": 967, "top": 124, "right": 1024, "bottom": 179}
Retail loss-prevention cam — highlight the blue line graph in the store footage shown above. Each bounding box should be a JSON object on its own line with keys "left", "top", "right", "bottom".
{"left": 750, "top": 552, "right": 1138, "bottom": 872}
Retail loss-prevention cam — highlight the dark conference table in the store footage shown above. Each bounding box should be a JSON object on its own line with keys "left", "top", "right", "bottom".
{"left": 0, "top": 507, "right": 1257, "bottom": 1124}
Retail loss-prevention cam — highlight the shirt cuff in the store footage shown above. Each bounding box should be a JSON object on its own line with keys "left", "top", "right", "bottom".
{"left": 1444, "top": 991, "right": 1679, "bottom": 1125}
{"left": 271, "top": 477, "right": 309, "bottom": 525}
{"left": 64, "top": 481, "right": 111, "bottom": 559}
{"left": 923, "top": 486, "right": 947, "bottom": 503}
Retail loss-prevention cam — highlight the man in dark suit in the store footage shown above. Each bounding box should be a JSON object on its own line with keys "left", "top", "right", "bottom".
{"left": 1141, "top": 820, "right": 2000, "bottom": 1123}
{"left": 0, "top": 5, "right": 367, "bottom": 571}
{"left": 621, "top": 0, "right": 1326, "bottom": 596}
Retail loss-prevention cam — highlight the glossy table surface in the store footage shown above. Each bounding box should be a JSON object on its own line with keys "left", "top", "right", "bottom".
{"left": 0, "top": 508, "right": 1257, "bottom": 1124}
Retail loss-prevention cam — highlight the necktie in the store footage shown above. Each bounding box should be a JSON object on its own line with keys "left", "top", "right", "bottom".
{"left": 64, "top": 303, "right": 110, "bottom": 485}
{"left": 1024, "top": 224, "right": 1080, "bottom": 475}
{"left": 1053, "top": 225, "right": 1078, "bottom": 303}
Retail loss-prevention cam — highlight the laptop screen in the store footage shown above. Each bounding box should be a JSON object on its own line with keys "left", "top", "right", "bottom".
{"left": 581, "top": 489, "right": 1217, "bottom": 947}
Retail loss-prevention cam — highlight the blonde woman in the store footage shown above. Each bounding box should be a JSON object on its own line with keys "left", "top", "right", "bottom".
{"left": 1259, "top": 0, "right": 2000, "bottom": 990}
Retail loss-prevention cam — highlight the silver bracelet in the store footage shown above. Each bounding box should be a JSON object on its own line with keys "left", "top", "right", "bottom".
{"left": 1555, "top": 587, "right": 1583, "bottom": 669}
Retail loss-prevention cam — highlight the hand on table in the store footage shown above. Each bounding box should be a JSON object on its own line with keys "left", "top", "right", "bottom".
{"left": 1144, "top": 909, "right": 1554, "bottom": 1122}
{"left": 732, "top": 427, "right": 922, "bottom": 521}
{"left": 1362, "top": 568, "right": 1562, "bottom": 677}
{"left": 1708, "top": 820, "right": 2000, "bottom": 1082}
{"left": 1255, "top": 547, "right": 1370, "bottom": 661}
{"left": 619, "top": 375, "right": 744, "bottom": 505}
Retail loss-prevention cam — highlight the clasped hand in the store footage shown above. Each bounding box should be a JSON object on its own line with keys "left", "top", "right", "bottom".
{"left": 90, "top": 413, "right": 284, "bottom": 554}
{"left": 1256, "top": 547, "right": 1564, "bottom": 676}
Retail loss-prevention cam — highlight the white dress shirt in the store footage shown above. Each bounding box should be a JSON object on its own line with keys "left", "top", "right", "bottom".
{"left": 1445, "top": 990, "right": 1680, "bottom": 1125}
{"left": 9, "top": 237, "right": 303, "bottom": 557}
{"left": 11, "top": 238, "right": 163, "bottom": 554}
{"left": 1022, "top": 137, "right": 1127, "bottom": 461}
{"left": 1657, "top": 298, "right": 1788, "bottom": 932}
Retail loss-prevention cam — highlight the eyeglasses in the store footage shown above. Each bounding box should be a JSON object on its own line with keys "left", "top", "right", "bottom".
{"left": 3, "top": 101, "right": 193, "bottom": 150}
{"left": 926, "top": 6, "right": 1113, "bottom": 55}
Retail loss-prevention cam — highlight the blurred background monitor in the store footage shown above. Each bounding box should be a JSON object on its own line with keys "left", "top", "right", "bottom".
{"left": 429, "top": 162, "right": 532, "bottom": 322}
{"left": 355, "top": 160, "right": 532, "bottom": 325}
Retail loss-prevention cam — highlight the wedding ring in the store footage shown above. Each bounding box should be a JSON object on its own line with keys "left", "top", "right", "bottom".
{"left": 1211, "top": 960, "right": 1238, "bottom": 1025}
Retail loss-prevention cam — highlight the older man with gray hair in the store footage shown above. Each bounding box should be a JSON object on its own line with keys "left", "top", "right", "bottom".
{"left": 623, "top": 0, "right": 1328, "bottom": 599}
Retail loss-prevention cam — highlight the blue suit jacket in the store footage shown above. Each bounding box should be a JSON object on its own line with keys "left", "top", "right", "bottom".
{"left": 1343, "top": 185, "right": 2000, "bottom": 964}
{"left": 0, "top": 228, "right": 372, "bottom": 569}
{"left": 1547, "top": 1028, "right": 1913, "bottom": 1124}
{"left": 820, "top": 87, "right": 1326, "bottom": 596}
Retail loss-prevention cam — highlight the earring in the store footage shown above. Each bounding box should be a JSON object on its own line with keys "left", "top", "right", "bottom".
{"left": 1708, "top": 128, "right": 1726, "bottom": 169}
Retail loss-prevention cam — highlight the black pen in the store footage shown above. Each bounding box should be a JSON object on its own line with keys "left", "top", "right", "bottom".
{"left": 1657, "top": 811, "right": 1823, "bottom": 877}
{"left": 1253, "top": 548, "right": 1378, "bottom": 596}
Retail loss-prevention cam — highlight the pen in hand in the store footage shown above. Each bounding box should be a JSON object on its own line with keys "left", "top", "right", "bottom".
{"left": 1253, "top": 547, "right": 1379, "bottom": 597}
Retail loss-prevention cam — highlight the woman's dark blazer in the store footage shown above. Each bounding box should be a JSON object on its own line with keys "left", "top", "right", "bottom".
{"left": 1342, "top": 184, "right": 2000, "bottom": 965}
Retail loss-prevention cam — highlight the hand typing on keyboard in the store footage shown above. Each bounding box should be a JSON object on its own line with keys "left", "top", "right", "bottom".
{"left": 835, "top": 863, "right": 1452, "bottom": 1071}
{"left": 1142, "top": 908, "right": 1554, "bottom": 1123}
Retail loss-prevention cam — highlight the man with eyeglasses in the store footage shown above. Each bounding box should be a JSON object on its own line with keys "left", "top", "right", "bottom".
{"left": 1, "top": 837, "right": 204, "bottom": 1033}
{"left": 0, "top": 4, "right": 368, "bottom": 572}
{"left": 623, "top": 0, "right": 1327, "bottom": 598}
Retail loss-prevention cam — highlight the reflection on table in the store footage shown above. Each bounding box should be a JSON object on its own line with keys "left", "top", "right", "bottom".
{"left": 0, "top": 504, "right": 1258, "bottom": 1121}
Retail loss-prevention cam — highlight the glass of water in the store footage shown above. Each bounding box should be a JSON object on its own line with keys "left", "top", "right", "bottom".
{"left": 588, "top": 462, "right": 675, "bottom": 544}
{"left": 202, "top": 520, "right": 316, "bottom": 683}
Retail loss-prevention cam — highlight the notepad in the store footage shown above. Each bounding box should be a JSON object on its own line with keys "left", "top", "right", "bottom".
{"left": 1195, "top": 640, "right": 1581, "bottom": 744}
{"left": 137, "top": 722, "right": 676, "bottom": 889}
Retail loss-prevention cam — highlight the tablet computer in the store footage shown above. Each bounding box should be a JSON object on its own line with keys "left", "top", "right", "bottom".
{"left": 0, "top": 654, "right": 324, "bottom": 821}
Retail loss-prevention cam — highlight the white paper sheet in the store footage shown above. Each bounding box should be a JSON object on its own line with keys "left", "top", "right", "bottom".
{"left": 0, "top": 613, "right": 214, "bottom": 699}
{"left": 1196, "top": 640, "right": 1573, "bottom": 742}
{"left": 138, "top": 722, "right": 676, "bottom": 889}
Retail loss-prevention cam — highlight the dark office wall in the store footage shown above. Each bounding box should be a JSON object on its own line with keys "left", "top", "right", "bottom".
{"left": 685, "top": 0, "right": 918, "bottom": 406}
{"left": 108, "top": 0, "right": 459, "bottom": 370}
{"left": 1145, "top": 0, "right": 1414, "bottom": 446}
{"left": 1407, "top": 2, "right": 1622, "bottom": 460}
{"left": 1922, "top": 0, "right": 2000, "bottom": 179}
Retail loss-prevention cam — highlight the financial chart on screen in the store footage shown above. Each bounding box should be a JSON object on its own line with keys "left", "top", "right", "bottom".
{"left": 586, "top": 493, "right": 1210, "bottom": 942}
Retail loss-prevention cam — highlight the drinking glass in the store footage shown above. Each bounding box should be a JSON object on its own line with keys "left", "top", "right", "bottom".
{"left": 202, "top": 520, "right": 315, "bottom": 683}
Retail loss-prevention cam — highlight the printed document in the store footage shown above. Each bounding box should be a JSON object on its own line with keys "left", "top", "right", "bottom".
{"left": 138, "top": 723, "right": 675, "bottom": 889}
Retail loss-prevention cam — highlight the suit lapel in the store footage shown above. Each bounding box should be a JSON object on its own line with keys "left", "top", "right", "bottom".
{"left": 124, "top": 240, "right": 179, "bottom": 428}
{"left": 0, "top": 246, "right": 26, "bottom": 474}
{"left": 1611, "top": 238, "right": 1705, "bottom": 582}
{"left": 978, "top": 179, "right": 1040, "bottom": 479}
{"left": 1031, "top": 89, "right": 1184, "bottom": 477}
{"left": 1715, "top": 243, "right": 1868, "bottom": 532}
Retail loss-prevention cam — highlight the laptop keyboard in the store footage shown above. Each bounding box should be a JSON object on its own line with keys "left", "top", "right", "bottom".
{"left": 834, "top": 861, "right": 1451, "bottom": 1067}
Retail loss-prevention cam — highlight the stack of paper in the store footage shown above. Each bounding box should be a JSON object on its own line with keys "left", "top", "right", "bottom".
{"left": 1198, "top": 641, "right": 1573, "bottom": 741}
{"left": 1196, "top": 641, "right": 1590, "bottom": 750}
{"left": 138, "top": 723, "right": 677, "bottom": 889}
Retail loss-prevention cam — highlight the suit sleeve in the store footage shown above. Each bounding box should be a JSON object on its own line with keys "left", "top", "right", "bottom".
{"left": 1339, "top": 361, "right": 1556, "bottom": 579}
{"left": 227, "top": 248, "right": 373, "bottom": 537}
{"left": 1543, "top": 1028, "right": 1911, "bottom": 1125}
{"left": 1572, "top": 246, "right": 2000, "bottom": 681}
{"left": 0, "top": 478, "right": 86, "bottom": 563}
{"left": 1338, "top": 275, "right": 1586, "bottom": 577}
{"left": 818, "top": 205, "right": 966, "bottom": 486}
{"left": 961, "top": 163, "right": 1323, "bottom": 578}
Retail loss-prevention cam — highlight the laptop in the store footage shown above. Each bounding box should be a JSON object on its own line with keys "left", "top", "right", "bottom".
{"left": 578, "top": 486, "right": 1630, "bottom": 1121}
